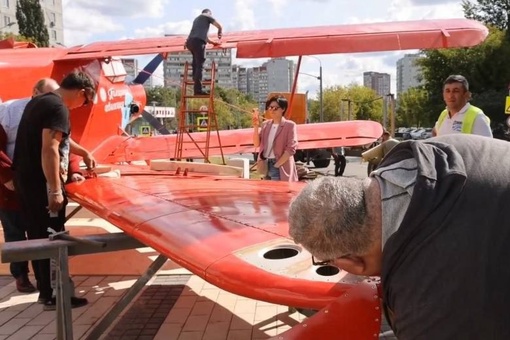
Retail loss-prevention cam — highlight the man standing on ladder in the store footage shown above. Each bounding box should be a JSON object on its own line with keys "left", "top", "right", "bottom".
{"left": 185, "top": 9, "right": 223, "bottom": 95}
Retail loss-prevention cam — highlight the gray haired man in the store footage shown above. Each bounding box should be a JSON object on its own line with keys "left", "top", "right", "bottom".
{"left": 289, "top": 134, "right": 510, "bottom": 339}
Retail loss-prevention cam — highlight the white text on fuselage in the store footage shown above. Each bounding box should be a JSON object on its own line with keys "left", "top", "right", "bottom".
{"left": 104, "top": 101, "right": 124, "bottom": 112}
{"left": 103, "top": 87, "right": 129, "bottom": 112}
{"left": 107, "top": 88, "right": 129, "bottom": 101}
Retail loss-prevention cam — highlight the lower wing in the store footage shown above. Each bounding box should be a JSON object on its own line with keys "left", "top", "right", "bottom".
{"left": 92, "top": 120, "right": 382, "bottom": 163}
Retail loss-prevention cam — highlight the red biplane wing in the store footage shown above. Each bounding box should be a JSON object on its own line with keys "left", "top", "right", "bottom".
{"left": 66, "top": 173, "right": 381, "bottom": 339}
{"left": 54, "top": 18, "right": 487, "bottom": 61}
{"left": 91, "top": 120, "right": 382, "bottom": 164}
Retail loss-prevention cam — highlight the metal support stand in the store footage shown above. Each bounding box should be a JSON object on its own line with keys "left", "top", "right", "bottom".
{"left": 85, "top": 254, "right": 168, "bottom": 340}
{"left": 56, "top": 245, "right": 73, "bottom": 340}
{"left": 1, "top": 207, "right": 159, "bottom": 340}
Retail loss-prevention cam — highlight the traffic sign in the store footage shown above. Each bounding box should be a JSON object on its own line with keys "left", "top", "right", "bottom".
{"left": 197, "top": 117, "right": 208, "bottom": 131}
{"left": 140, "top": 125, "right": 150, "bottom": 136}
{"left": 505, "top": 96, "right": 510, "bottom": 114}
{"left": 200, "top": 105, "right": 208, "bottom": 115}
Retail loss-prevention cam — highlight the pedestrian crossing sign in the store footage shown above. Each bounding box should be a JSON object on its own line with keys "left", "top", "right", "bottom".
{"left": 506, "top": 96, "right": 510, "bottom": 114}
{"left": 197, "top": 117, "right": 208, "bottom": 131}
{"left": 140, "top": 125, "right": 150, "bottom": 136}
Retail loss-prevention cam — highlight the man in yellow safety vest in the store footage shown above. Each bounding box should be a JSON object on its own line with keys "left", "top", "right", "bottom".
{"left": 432, "top": 75, "right": 492, "bottom": 137}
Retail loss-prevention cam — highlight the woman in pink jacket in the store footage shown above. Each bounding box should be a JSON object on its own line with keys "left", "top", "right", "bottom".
{"left": 252, "top": 96, "right": 299, "bottom": 181}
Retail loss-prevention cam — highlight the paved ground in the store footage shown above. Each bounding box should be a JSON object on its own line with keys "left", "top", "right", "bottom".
{"left": 0, "top": 158, "right": 398, "bottom": 339}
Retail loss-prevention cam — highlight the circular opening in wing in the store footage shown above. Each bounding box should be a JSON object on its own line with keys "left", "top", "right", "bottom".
{"left": 263, "top": 247, "right": 300, "bottom": 260}
{"left": 316, "top": 265, "right": 340, "bottom": 276}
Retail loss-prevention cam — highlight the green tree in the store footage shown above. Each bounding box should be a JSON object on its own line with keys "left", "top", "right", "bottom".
{"left": 213, "top": 87, "right": 257, "bottom": 129}
{"left": 16, "top": 0, "right": 49, "bottom": 47}
{"left": 146, "top": 86, "right": 180, "bottom": 107}
{"left": 396, "top": 87, "right": 432, "bottom": 127}
{"left": 172, "top": 87, "right": 257, "bottom": 131}
{"left": 308, "top": 84, "right": 384, "bottom": 122}
{"left": 0, "top": 32, "right": 33, "bottom": 42}
{"left": 462, "top": 0, "right": 510, "bottom": 31}
{"left": 418, "top": 27, "right": 510, "bottom": 125}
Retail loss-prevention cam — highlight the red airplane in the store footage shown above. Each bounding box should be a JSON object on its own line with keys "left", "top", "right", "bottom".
{"left": 0, "top": 18, "right": 487, "bottom": 338}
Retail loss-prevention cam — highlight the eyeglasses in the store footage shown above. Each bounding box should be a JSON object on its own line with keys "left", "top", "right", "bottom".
{"left": 311, "top": 254, "right": 350, "bottom": 266}
{"left": 312, "top": 256, "right": 332, "bottom": 266}
{"left": 81, "top": 88, "right": 93, "bottom": 107}
{"left": 267, "top": 106, "right": 281, "bottom": 111}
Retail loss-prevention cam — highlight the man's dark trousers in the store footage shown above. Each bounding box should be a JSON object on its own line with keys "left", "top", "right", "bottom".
{"left": 186, "top": 37, "right": 206, "bottom": 94}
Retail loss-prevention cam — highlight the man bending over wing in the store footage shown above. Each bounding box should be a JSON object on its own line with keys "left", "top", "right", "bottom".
{"left": 289, "top": 135, "right": 510, "bottom": 339}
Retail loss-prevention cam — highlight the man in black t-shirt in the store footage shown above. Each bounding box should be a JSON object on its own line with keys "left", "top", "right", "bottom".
{"left": 12, "top": 70, "right": 95, "bottom": 310}
{"left": 185, "top": 8, "right": 222, "bottom": 95}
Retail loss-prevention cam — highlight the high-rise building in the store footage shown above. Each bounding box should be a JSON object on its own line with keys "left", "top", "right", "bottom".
{"left": 163, "top": 45, "right": 233, "bottom": 89}
{"left": 265, "top": 58, "right": 294, "bottom": 93}
{"left": 232, "top": 65, "right": 249, "bottom": 94}
{"left": 396, "top": 53, "right": 423, "bottom": 95}
{"left": 363, "top": 71, "right": 391, "bottom": 96}
{"left": 0, "top": 0, "right": 64, "bottom": 47}
{"left": 121, "top": 58, "right": 138, "bottom": 83}
{"left": 232, "top": 58, "right": 295, "bottom": 110}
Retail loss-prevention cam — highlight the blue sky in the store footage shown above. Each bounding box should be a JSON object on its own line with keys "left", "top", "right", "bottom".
{"left": 61, "top": 0, "right": 465, "bottom": 96}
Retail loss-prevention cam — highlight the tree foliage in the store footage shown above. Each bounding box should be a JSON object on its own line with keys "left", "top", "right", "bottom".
{"left": 308, "top": 84, "right": 384, "bottom": 122}
{"left": 417, "top": 18, "right": 510, "bottom": 124}
{"left": 145, "top": 86, "right": 257, "bottom": 130}
{"left": 16, "top": 0, "right": 49, "bottom": 47}
{"left": 0, "top": 32, "right": 33, "bottom": 42}
{"left": 462, "top": 0, "right": 510, "bottom": 31}
{"left": 395, "top": 87, "right": 432, "bottom": 127}
{"left": 146, "top": 86, "right": 180, "bottom": 107}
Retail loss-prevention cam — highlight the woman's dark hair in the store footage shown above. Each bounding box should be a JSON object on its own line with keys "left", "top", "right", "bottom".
{"left": 265, "top": 95, "right": 289, "bottom": 114}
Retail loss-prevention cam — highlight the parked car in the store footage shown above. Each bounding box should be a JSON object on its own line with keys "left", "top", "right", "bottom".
{"left": 421, "top": 128, "right": 433, "bottom": 139}
{"left": 410, "top": 128, "right": 425, "bottom": 140}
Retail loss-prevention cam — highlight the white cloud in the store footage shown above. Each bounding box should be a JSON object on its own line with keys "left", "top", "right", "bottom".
{"left": 63, "top": 7, "right": 123, "bottom": 46}
{"left": 133, "top": 20, "right": 192, "bottom": 39}
{"left": 65, "top": 0, "right": 170, "bottom": 19}
{"left": 266, "top": 0, "right": 289, "bottom": 13}
{"left": 232, "top": 0, "right": 257, "bottom": 30}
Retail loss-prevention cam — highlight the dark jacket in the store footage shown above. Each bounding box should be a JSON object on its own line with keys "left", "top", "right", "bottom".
{"left": 380, "top": 135, "right": 510, "bottom": 340}
{"left": 0, "top": 123, "right": 83, "bottom": 210}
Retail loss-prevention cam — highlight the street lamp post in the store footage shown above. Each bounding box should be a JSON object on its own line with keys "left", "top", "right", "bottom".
{"left": 0, "top": 22, "right": 16, "bottom": 32}
{"left": 300, "top": 71, "right": 323, "bottom": 122}
{"left": 305, "top": 56, "right": 323, "bottom": 122}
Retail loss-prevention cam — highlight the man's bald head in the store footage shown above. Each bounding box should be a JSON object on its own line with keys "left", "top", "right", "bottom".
{"left": 32, "top": 78, "right": 59, "bottom": 97}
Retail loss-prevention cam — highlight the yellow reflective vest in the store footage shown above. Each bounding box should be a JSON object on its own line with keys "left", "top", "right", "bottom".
{"left": 437, "top": 105, "right": 490, "bottom": 134}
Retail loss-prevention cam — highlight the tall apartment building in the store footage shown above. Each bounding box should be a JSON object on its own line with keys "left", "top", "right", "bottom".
{"left": 0, "top": 0, "right": 64, "bottom": 46}
{"left": 232, "top": 58, "right": 295, "bottom": 110}
{"left": 121, "top": 58, "right": 138, "bottom": 82}
{"left": 265, "top": 58, "right": 294, "bottom": 93}
{"left": 163, "top": 45, "right": 233, "bottom": 89}
{"left": 396, "top": 53, "right": 423, "bottom": 95}
{"left": 363, "top": 71, "right": 391, "bottom": 96}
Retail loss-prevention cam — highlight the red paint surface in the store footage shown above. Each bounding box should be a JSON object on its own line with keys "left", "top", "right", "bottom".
{"left": 91, "top": 120, "right": 383, "bottom": 162}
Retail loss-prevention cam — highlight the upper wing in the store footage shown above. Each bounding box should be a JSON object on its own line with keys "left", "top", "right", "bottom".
{"left": 66, "top": 175, "right": 365, "bottom": 309}
{"left": 55, "top": 18, "right": 487, "bottom": 61}
{"left": 91, "top": 120, "right": 382, "bottom": 164}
